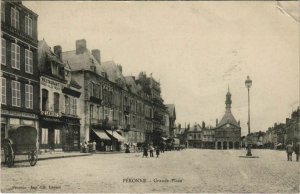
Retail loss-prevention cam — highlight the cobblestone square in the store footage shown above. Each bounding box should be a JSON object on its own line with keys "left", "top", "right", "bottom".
{"left": 1, "top": 149, "right": 299, "bottom": 193}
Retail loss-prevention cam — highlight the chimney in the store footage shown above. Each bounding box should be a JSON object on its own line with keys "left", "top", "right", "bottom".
{"left": 202, "top": 121, "right": 205, "bottom": 129}
{"left": 76, "top": 39, "right": 87, "bottom": 55}
{"left": 286, "top": 118, "right": 290, "bottom": 124}
{"left": 91, "top": 49, "right": 101, "bottom": 64}
{"left": 238, "top": 120, "right": 240, "bottom": 126}
{"left": 216, "top": 119, "right": 218, "bottom": 127}
{"left": 53, "top": 45, "right": 62, "bottom": 61}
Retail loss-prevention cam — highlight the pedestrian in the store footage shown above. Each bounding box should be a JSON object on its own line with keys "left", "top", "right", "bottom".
{"left": 143, "top": 145, "right": 148, "bottom": 158}
{"left": 286, "top": 143, "right": 293, "bottom": 161}
{"left": 156, "top": 146, "right": 160, "bottom": 158}
{"left": 294, "top": 142, "right": 300, "bottom": 162}
{"left": 149, "top": 145, "right": 154, "bottom": 157}
{"left": 92, "top": 140, "right": 96, "bottom": 152}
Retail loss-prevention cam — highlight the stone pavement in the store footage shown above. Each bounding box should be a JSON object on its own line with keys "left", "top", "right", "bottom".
{"left": 1, "top": 149, "right": 299, "bottom": 193}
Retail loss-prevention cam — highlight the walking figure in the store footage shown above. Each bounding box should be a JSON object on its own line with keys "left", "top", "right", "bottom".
{"left": 155, "top": 146, "right": 160, "bottom": 158}
{"left": 294, "top": 142, "right": 300, "bottom": 162}
{"left": 142, "top": 145, "right": 148, "bottom": 158}
{"left": 286, "top": 143, "right": 293, "bottom": 161}
{"left": 149, "top": 145, "right": 154, "bottom": 157}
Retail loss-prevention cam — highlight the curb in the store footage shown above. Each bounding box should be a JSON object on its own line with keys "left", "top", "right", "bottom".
{"left": 1, "top": 153, "right": 92, "bottom": 164}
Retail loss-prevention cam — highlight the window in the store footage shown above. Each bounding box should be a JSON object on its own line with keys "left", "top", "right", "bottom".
{"left": 41, "top": 128, "right": 48, "bottom": 144}
{"left": 1, "top": 38, "right": 6, "bottom": 65}
{"left": 11, "top": 80, "right": 21, "bottom": 107}
{"left": 54, "top": 93, "right": 60, "bottom": 113}
{"left": 90, "top": 105, "right": 94, "bottom": 119}
{"left": 11, "top": 43, "right": 20, "bottom": 69}
{"left": 51, "top": 63, "right": 59, "bottom": 76}
{"left": 42, "top": 89, "right": 49, "bottom": 111}
{"left": 25, "top": 15, "right": 32, "bottom": 36}
{"left": 25, "top": 49, "right": 33, "bottom": 74}
{"left": 25, "top": 84, "right": 33, "bottom": 109}
{"left": 2, "top": 78, "right": 6, "bottom": 104}
{"left": 73, "top": 98, "right": 77, "bottom": 115}
{"left": 11, "top": 7, "right": 19, "bottom": 29}
{"left": 65, "top": 95, "right": 69, "bottom": 114}
{"left": 54, "top": 129, "right": 60, "bottom": 144}
{"left": 1, "top": 2, "right": 5, "bottom": 22}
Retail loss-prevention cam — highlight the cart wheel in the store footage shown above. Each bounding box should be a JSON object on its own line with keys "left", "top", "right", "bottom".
{"left": 4, "top": 143, "right": 14, "bottom": 167}
{"left": 29, "top": 151, "right": 38, "bottom": 166}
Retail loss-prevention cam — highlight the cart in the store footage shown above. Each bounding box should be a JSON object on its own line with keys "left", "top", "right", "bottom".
{"left": 2, "top": 125, "right": 38, "bottom": 167}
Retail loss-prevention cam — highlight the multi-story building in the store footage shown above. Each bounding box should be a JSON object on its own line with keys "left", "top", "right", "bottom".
{"left": 187, "top": 123, "right": 202, "bottom": 148}
{"left": 1, "top": 1, "right": 39, "bottom": 142}
{"left": 214, "top": 89, "right": 241, "bottom": 149}
{"left": 166, "top": 104, "right": 176, "bottom": 138}
{"left": 201, "top": 122, "right": 215, "bottom": 149}
{"left": 38, "top": 40, "right": 81, "bottom": 152}
{"left": 286, "top": 107, "right": 300, "bottom": 145}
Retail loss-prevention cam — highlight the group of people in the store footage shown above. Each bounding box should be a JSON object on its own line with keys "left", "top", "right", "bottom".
{"left": 81, "top": 141, "right": 97, "bottom": 153}
{"left": 142, "top": 144, "right": 161, "bottom": 158}
{"left": 286, "top": 142, "right": 300, "bottom": 162}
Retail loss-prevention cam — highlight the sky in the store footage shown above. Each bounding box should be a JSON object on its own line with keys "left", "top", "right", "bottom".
{"left": 23, "top": 1, "right": 299, "bottom": 136}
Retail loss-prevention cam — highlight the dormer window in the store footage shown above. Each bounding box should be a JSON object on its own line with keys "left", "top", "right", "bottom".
{"left": 51, "top": 62, "right": 59, "bottom": 76}
{"left": 90, "top": 65, "right": 96, "bottom": 72}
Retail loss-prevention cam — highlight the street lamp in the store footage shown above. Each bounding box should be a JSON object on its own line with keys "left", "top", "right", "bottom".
{"left": 245, "top": 75, "right": 252, "bottom": 156}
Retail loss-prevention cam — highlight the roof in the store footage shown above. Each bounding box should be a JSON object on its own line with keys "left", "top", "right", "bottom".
{"left": 38, "top": 40, "right": 65, "bottom": 73}
{"left": 101, "top": 61, "right": 127, "bottom": 90}
{"left": 166, "top": 104, "right": 176, "bottom": 119}
{"left": 217, "top": 111, "right": 239, "bottom": 128}
{"left": 62, "top": 50, "right": 105, "bottom": 76}
{"left": 124, "top": 76, "right": 140, "bottom": 95}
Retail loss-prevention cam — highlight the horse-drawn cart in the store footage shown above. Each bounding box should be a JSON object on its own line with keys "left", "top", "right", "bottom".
{"left": 2, "top": 125, "right": 38, "bottom": 167}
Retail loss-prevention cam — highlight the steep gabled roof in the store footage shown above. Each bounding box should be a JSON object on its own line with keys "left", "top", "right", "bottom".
{"left": 124, "top": 76, "right": 140, "bottom": 95}
{"left": 166, "top": 104, "right": 176, "bottom": 119}
{"left": 101, "top": 61, "right": 127, "bottom": 90}
{"left": 62, "top": 50, "right": 105, "bottom": 76}
{"left": 217, "top": 112, "right": 239, "bottom": 128}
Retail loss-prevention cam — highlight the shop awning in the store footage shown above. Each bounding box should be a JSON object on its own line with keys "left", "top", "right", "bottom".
{"left": 105, "top": 130, "right": 125, "bottom": 142}
{"left": 92, "top": 129, "right": 111, "bottom": 140}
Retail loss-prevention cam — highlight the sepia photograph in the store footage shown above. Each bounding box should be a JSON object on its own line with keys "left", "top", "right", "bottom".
{"left": 0, "top": 0, "right": 299, "bottom": 193}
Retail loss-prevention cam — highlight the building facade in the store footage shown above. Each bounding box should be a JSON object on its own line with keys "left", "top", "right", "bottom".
{"left": 62, "top": 39, "right": 168, "bottom": 151}
{"left": 1, "top": 1, "right": 39, "bottom": 142}
{"left": 38, "top": 40, "right": 81, "bottom": 151}
{"left": 214, "top": 89, "right": 241, "bottom": 149}
{"left": 166, "top": 104, "right": 176, "bottom": 138}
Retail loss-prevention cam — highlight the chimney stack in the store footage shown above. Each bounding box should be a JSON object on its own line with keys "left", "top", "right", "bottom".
{"left": 202, "top": 121, "right": 205, "bottom": 129}
{"left": 91, "top": 49, "right": 101, "bottom": 64}
{"left": 216, "top": 119, "right": 218, "bottom": 127}
{"left": 76, "top": 39, "right": 87, "bottom": 55}
{"left": 53, "top": 45, "right": 62, "bottom": 61}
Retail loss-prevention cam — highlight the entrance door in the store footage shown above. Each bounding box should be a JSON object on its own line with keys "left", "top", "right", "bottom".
{"left": 48, "top": 128, "right": 55, "bottom": 150}
{"left": 1, "top": 123, "right": 6, "bottom": 146}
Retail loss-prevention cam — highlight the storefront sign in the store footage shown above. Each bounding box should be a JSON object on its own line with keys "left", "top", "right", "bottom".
{"left": 41, "top": 111, "right": 61, "bottom": 118}
{"left": 2, "top": 109, "right": 38, "bottom": 119}
{"left": 41, "top": 76, "right": 64, "bottom": 91}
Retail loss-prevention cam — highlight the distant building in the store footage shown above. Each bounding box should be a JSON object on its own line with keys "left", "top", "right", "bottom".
{"left": 214, "top": 89, "right": 241, "bottom": 149}
{"left": 187, "top": 123, "right": 202, "bottom": 148}
{"left": 286, "top": 107, "right": 300, "bottom": 145}
{"left": 201, "top": 122, "right": 215, "bottom": 149}
{"left": 166, "top": 104, "right": 176, "bottom": 137}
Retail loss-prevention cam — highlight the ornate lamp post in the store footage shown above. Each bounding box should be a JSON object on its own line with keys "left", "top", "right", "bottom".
{"left": 245, "top": 76, "right": 252, "bottom": 156}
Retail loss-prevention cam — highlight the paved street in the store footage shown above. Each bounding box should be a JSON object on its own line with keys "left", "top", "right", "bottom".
{"left": 1, "top": 149, "right": 299, "bottom": 193}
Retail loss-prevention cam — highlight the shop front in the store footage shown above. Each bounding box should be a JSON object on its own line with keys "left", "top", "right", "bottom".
{"left": 105, "top": 129, "right": 125, "bottom": 151}
{"left": 90, "top": 129, "right": 111, "bottom": 151}
{"left": 39, "top": 114, "right": 64, "bottom": 151}
{"left": 61, "top": 116, "right": 81, "bottom": 151}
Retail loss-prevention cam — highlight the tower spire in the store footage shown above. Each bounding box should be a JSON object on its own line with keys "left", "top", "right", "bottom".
{"left": 225, "top": 87, "right": 232, "bottom": 113}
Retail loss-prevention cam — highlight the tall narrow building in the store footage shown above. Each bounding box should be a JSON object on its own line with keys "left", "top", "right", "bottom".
{"left": 214, "top": 88, "right": 241, "bottom": 149}
{"left": 1, "top": 1, "right": 39, "bottom": 141}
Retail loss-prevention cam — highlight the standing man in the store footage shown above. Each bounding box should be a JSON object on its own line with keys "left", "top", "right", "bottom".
{"left": 286, "top": 142, "right": 293, "bottom": 161}
{"left": 294, "top": 142, "right": 300, "bottom": 162}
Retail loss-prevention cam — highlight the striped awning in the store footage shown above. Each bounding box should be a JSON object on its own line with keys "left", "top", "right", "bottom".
{"left": 105, "top": 130, "right": 125, "bottom": 142}
{"left": 92, "top": 129, "right": 111, "bottom": 140}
